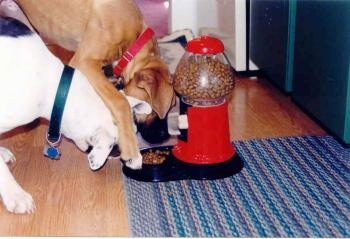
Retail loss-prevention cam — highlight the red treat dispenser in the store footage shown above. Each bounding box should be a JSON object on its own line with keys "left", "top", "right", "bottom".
{"left": 123, "top": 35, "right": 243, "bottom": 182}
{"left": 171, "top": 36, "right": 240, "bottom": 166}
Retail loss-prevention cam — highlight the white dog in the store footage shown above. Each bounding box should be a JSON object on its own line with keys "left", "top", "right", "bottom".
{"left": 0, "top": 16, "right": 151, "bottom": 214}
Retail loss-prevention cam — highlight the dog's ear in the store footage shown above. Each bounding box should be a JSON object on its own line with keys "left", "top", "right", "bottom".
{"left": 135, "top": 67, "right": 174, "bottom": 119}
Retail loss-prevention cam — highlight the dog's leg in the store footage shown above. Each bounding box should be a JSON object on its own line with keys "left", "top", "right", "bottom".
{"left": 69, "top": 56, "right": 142, "bottom": 169}
{"left": 0, "top": 147, "right": 35, "bottom": 214}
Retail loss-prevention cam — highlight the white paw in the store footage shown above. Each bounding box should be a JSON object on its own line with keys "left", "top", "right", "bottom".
{"left": 2, "top": 186, "right": 35, "bottom": 214}
{"left": 125, "top": 152, "right": 142, "bottom": 169}
{"left": 0, "top": 147, "right": 16, "bottom": 164}
{"left": 88, "top": 153, "right": 107, "bottom": 171}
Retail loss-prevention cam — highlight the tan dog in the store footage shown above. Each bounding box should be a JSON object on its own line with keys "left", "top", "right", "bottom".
{"left": 11, "top": 0, "right": 175, "bottom": 166}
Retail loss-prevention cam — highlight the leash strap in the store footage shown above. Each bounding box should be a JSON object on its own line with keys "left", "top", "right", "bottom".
{"left": 46, "top": 65, "right": 74, "bottom": 146}
{"left": 113, "top": 27, "right": 155, "bottom": 77}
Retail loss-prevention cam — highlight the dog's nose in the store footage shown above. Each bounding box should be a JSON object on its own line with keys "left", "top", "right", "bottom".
{"left": 137, "top": 116, "right": 170, "bottom": 144}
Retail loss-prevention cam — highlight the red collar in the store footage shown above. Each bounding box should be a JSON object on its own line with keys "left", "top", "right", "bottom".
{"left": 113, "top": 27, "right": 155, "bottom": 77}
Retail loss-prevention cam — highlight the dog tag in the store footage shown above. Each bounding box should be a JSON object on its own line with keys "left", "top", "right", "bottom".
{"left": 43, "top": 145, "right": 60, "bottom": 160}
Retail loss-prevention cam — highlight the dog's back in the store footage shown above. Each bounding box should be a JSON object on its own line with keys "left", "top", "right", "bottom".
{"left": 0, "top": 16, "right": 64, "bottom": 130}
{"left": 14, "top": 0, "right": 144, "bottom": 51}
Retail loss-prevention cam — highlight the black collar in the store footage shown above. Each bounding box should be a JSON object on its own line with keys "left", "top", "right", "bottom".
{"left": 44, "top": 65, "right": 74, "bottom": 159}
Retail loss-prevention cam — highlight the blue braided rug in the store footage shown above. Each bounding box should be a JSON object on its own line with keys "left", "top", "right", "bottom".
{"left": 124, "top": 136, "right": 350, "bottom": 237}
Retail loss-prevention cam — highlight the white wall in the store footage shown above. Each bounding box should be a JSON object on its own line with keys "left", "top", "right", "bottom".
{"left": 196, "top": 0, "right": 218, "bottom": 32}
{"left": 169, "top": 0, "right": 257, "bottom": 71}
{"left": 169, "top": 0, "right": 198, "bottom": 33}
{"left": 169, "top": 0, "right": 232, "bottom": 35}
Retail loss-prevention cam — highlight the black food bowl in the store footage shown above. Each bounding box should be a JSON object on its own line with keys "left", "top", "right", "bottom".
{"left": 122, "top": 145, "right": 244, "bottom": 182}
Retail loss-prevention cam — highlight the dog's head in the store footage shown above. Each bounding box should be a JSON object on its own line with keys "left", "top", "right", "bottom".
{"left": 122, "top": 39, "right": 176, "bottom": 143}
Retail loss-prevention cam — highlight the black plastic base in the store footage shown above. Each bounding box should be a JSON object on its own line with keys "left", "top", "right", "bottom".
{"left": 122, "top": 146, "right": 244, "bottom": 182}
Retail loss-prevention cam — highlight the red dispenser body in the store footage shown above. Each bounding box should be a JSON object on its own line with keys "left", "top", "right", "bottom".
{"left": 172, "top": 101, "right": 235, "bottom": 164}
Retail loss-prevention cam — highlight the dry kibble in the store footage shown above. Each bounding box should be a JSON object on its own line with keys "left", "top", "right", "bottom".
{"left": 173, "top": 56, "right": 235, "bottom": 105}
{"left": 142, "top": 149, "right": 170, "bottom": 165}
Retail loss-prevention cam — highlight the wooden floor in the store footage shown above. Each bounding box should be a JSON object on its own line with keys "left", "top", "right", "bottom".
{"left": 0, "top": 1, "right": 326, "bottom": 235}
{"left": 0, "top": 69, "right": 326, "bottom": 236}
